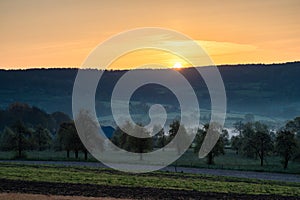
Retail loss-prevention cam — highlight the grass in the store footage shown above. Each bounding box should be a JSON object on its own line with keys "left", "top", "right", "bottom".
{"left": 0, "top": 163, "right": 299, "bottom": 197}
{"left": 0, "top": 150, "right": 94, "bottom": 161}
{"left": 176, "top": 149, "right": 300, "bottom": 174}
{"left": 0, "top": 149, "right": 300, "bottom": 174}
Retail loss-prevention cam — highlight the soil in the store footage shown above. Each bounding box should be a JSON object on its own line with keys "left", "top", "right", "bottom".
{"left": 0, "top": 178, "right": 298, "bottom": 200}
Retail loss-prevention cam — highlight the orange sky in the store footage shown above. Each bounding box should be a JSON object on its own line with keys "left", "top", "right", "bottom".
{"left": 0, "top": 0, "right": 299, "bottom": 69}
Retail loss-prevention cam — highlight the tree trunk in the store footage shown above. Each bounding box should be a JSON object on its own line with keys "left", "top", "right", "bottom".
{"left": 75, "top": 150, "right": 79, "bottom": 159}
{"left": 260, "top": 151, "right": 264, "bottom": 166}
{"left": 260, "top": 140, "right": 264, "bottom": 167}
{"left": 284, "top": 154, "right": 289, "bottom": 169}
{"left": 18, "top": 132, "right": 22, "bottom": 157}
{"left": 84, "top": 150, "right": 88, "bottom": 160}
{"left": 207, "top": 153, "right": 214, "bottom": 165}
{"left": 38, "top": 132, "right": 42, "bottom": 151}
{"left": 67, "top": 150, "right": 70, "bottom": 158}
{"left": 284, "top": 159, "right": 288, "bottom": 169}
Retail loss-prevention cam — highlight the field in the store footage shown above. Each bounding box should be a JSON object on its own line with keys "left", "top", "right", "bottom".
{"left": 1, "top": 149, "right": 299, "bottom": 174}
{"left": 0, "top": 163, "right": 299, "bottom": 199}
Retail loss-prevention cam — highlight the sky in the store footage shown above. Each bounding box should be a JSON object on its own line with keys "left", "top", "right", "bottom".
{"left": 0, "top": 0, "right": 299, "bottom": 69}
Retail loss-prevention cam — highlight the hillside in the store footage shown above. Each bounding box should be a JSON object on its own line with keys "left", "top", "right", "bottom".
{"left": 0, "top": 62, "right": 299, "bottom": 124}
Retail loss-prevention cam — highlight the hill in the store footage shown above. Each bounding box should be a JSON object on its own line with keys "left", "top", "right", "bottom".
{"left": 0, "top": 62, "right": 299, "bottom": 124}
{"left": 0, "top": 102, "right": 70, "bottom": 132}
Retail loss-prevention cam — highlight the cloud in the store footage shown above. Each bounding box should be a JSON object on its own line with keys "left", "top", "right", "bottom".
{"left": 197, "top": 40, "right": 257, "bottom": 56}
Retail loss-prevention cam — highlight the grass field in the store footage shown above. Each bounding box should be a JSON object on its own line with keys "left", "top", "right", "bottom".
{"left": 177, "top": 149, "right": 300, "bottom": 174}
{"left": 1, "top": 149, "right": 299, "bottom": 174}
{"left": 0, "top": 163, "right": 299, "bottom": 197}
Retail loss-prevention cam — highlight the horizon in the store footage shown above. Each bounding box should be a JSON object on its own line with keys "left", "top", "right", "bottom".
{"left": 1, "top": 60, "right": 300, "bottom": 71}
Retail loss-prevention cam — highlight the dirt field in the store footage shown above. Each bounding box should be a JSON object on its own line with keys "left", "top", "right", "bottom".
{"left": 0, "top": 178, "right": 299, "bottom": 200}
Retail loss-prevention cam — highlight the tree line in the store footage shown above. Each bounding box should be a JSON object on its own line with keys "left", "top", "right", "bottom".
{"left": 110, "top": 117, "right": 300, "bottom": 169}
{"left": 0, "top": 108, "right": 299, "bottom": 169}
{"left": 0, "top": 110, "right": 104, "bottom": 160}
{"left": 231, "top": 117, "right": 300, "bottom": 169}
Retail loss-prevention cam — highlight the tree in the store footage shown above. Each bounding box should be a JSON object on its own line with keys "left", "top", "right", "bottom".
{"left": 231, "top": 135, "right": 242, "bottom": 155}
{"left": 71, "top": 126, "right": 84, "bottom": 159}
{"left": 0, "top": 122, "right": 35, "bottom": 158}
{"left": 222, "top": 129, "right": 230, "bottom": 146}
{"left": 240, "top": 122, "right": 258, "bottom": 158}
{"left": 127, "top": 124, "right": 153, "bottom": 160}
{"left": 57, "top": 122, "right": 73, "bottom": 158}
{"left": 57, "top": 121, "right": 85, "bottom": 159}
{"left": 153, "top": 125, "right": 167, "bottom": 150}
{"left": 157, "top": 130, "right": 167, "bottom": 150}
{"left": 241, "top": 122, "right": 273, "bottom": 166}
{"left": 4, "top": 103, "right": 57, "bottom": 132}
{"left": 285, "top": 117, "right": 300, "bottom": 134}
{"left": 233, "top": 121, "right": 244, "bottom": 135}
{"left": 275, "top": 130, "right": 297, "bottom": 169}
{"left": 111, "top": 127, "right": 125, "bottom": 150}
{"left": 11, "top": 121, "right": 32, "bottom": 158}
{"left": 231, "top": 121, "right": 245, "bottom": 155}
{"left": 111, "top": 122, "right": 132, "bottom": 151}
{"left": 285, "top": 117, "right": 300, "bottom": 160}
{"left": 111, "top": 122, "right": 153, "bottom": 160}
{"left": 32, "top": 125, "right": 52, "bottom": 151}
{"left": 0, "top": 127, "right": 16, "bottom": 151}
{"left": 169, "top": 120, "right": 189, "bottom": 155}
{"left": 194, "top": 123, "right": 225, "bottom": 165}
{"left": 75, "top": 110, "right": 104, "bottom": 160}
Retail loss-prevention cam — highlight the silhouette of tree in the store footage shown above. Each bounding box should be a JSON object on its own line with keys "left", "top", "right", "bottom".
{"left": 241, "top": 122, "right": 273, "bottom": 166}
{"left": 111, "top": 122, "right": 132, "bottom": 151}
{"left": 168, "top": 120, "right": 190, "bottom": 155}
{"left": 240, "top": 123, "right": 258, "bottom": 158}
{"left": 231, "top": 135, "right": 242, "bottom": 155}
{"left": 32, "top": 125, "right": 52, "bottom": 151}
{"left": 194, "top": 123, "right": 225, "bottom": 165}
{"left": 275, "top": 130, "right": 297, "bottom": 169}
{"left": 153, "top": 125, "right": 167, "bottom": 150}
{"left": 57, "top": 121, "right": 84, "bottom": 159}
{"left": 57, "top": 122, "right": 72, "bottom": 158}
{"left": 127, "top": 124, "right": 153, "bottom": 160}
{"left": 75, "top": 110, "right": 104, "bottom": 160}
{"left": 0, "top": 127, "right": 15, "bottom": 151}
{"left": 111, "top": 122, "right": 153, "bottom": 160}
{"left": 10, "top": 120, "right": 32, "bottom": 158}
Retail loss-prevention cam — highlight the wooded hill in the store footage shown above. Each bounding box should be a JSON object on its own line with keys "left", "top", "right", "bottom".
{"left": 0, "top": 62, "right": 299, "bottom": 120}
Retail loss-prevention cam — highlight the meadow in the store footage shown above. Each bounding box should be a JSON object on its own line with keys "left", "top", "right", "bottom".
{"left": 0, "top": 149, "right": 299, "bottom": 174}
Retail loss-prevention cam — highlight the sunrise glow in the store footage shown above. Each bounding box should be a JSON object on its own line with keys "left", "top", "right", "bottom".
{"left": 0, "top": 0, "right": 299, "bottom": 69}
{"left": 173, "top": 62, "right": 182, "bottom": 69}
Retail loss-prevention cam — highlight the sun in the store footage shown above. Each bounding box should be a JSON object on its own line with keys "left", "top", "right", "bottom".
{"left": 173, "top": 62, "right": 182, "bottom": 69}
